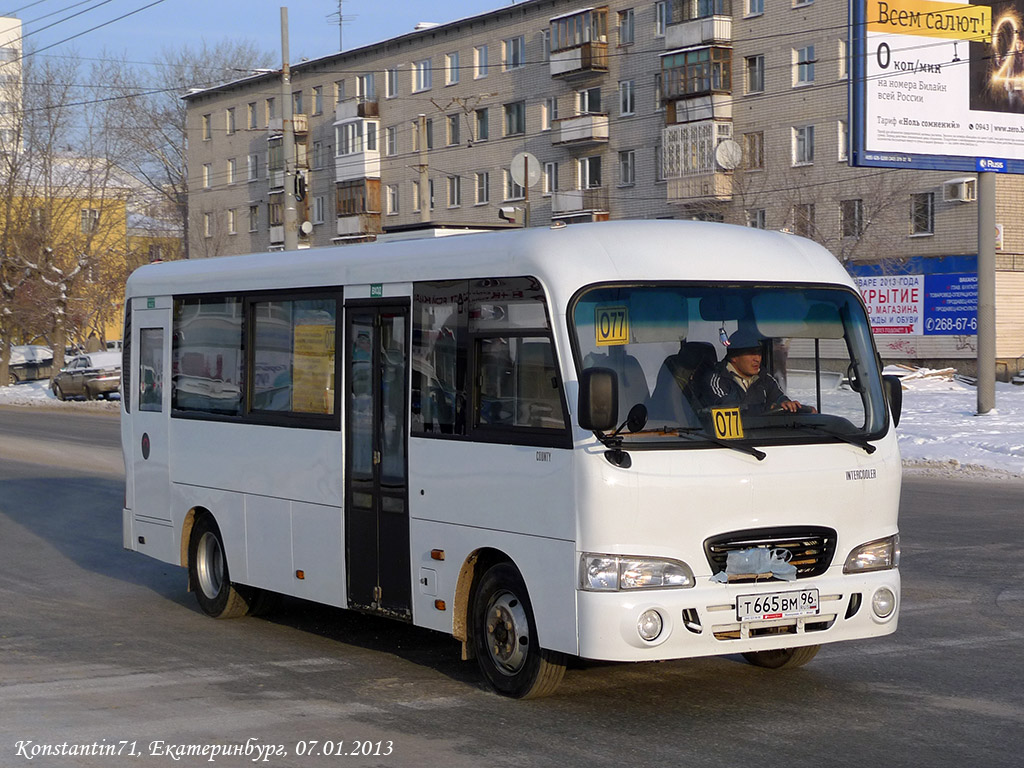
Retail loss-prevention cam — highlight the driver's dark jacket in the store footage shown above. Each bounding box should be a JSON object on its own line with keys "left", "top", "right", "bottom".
{"left": 704, "top": 361, "right": 789, "bottom": 415}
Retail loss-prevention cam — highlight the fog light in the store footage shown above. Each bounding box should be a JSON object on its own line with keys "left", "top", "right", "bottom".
{"left": 871, "top": 587, "right": 896, "bottom": 619}
{"left": 637, "top": 609, "right": 664, "bottom": 641}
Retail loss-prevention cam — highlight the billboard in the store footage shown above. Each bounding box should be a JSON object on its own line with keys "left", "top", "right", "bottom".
{"left": 849, "top": 0, "right": 1024, "bottom": 172}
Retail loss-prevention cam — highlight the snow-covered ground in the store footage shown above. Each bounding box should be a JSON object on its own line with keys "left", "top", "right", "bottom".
{"left": 2, "top": 374, "right": 1023, "bottom": 479}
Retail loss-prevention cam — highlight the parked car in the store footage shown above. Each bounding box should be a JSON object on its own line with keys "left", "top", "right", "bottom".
{"left": 51, "top": 351, "right": 122, "bottom": 400}
{"left": 8, "top": 345, "right": 54, "bottom": 384}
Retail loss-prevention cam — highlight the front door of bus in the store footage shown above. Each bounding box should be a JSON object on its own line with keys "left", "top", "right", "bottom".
{"left": 131, "top": 306, "right": 171, "bottom": 523}
{"left": 344, "top": 303, "right": 411, "bottom": 619}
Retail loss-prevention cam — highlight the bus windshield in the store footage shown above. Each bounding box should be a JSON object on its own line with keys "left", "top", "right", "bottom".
{"left": 572, "top": 283, "right": 887, "bottom": 445}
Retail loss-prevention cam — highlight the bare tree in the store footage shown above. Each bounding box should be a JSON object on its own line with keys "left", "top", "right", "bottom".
{"left": 106, "top": 41, "right": 272, "bottom": 259}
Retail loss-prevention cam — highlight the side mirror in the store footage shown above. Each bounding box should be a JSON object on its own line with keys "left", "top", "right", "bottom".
{"left": 578, "top": 367, "right": 618, "bottom": 432}
{"left": 883, "top": 374, "right": 902, "bottom": 427}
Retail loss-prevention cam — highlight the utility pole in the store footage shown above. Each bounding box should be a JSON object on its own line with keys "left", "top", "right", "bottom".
{"left": 418, "top": 114, "right": 430, "bottom": 225}
{"left": 977, "top": 171, "right": 996, "bottom": 414}
{"left": 281, "top": 7, "right": 299, "bottom": 251}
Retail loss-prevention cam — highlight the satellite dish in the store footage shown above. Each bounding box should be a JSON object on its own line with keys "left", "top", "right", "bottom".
{"left": 715, "top": 139, "right": 743, "bottom": 170}
{"left": 300, "top": 220, "right": 314, "bottom": 236}
{"left": 511, "top": 151, "right": 541, "bottom": 188}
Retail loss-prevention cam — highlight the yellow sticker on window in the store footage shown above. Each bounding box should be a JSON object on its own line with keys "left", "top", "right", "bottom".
{"left": 595, "top": 306, "right": 629, "bottom": 346}
{"left": 711, "top": 407, "right": 745, "bottom": 440}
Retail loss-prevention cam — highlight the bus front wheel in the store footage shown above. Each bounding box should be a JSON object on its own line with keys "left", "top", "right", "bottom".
{"left": 471, "top": 562, "right": 566, "bottom": 699}
{"left": 743, "top": 645, "right": 821, "bottom": 669}
{"left": 187, "top": 515, "right": 251, "bottom": 619}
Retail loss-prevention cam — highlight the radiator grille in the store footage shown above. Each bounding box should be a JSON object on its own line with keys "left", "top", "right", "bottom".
{"left": 704, "top": 526, "right": 837, "bottom": 582}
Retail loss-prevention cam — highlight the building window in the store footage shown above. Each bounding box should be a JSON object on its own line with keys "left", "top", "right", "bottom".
{"left": 655, "top": 1, "right": 667, "bottom": 36}
{"left": 248, "top": 153, "right": 259, "bottom": 181}
{"left": 226, "top": 107, "right": 236, "bottom": 135}
{"left": 619, "top": 150, "right": 635, "bottom": 186}
{"left": 203, "top": 212, "right": 212, "bottom": 238}
{"left": 385, "top": 67, "right": 398, "bottom": 98}
{"left": 475, "top": 44, "right": 489, "bottom": 78}
{"left": 746, "top": 209, "right": 767, "bottom": 229}
{"left": 312, "top": 86, "right": 323, "bottom": 115}
{"left": 542, "top": 28, "right": 551, "bottom": 61}
{"left": 334, "top": 80, "right": 345, "bottom": 104}
{"left": 504, "top": 101, "right": 526, "bottom": 136}
{"left": 336, "top": 120, "right": 377, "bottom": 155}
{"left": 619, "top": 80, "right": 635, "bottom": 115}
{"left": 447, "top": 114, "right": 460, "bottom": 145}
{"left": 619, "top": 9, "right": 635, "bottom": 45}
{"left": 503, "top": 36, "right": 525, "bottom": 70}
{"left": 249, "top": 205, "right": 259, "bottom": 232}
{"left": 794, "top": 45, "right": 815, "bottom": 86}
{"left": 447, "top": 175, "right": 462, "bottom": 207}
{"left": 226, "top": 157, "right": 236, "bottom": 184}
{"left": 387, "top": 184, "right": 399, "bottom": 215}
{"left": 578, "top": 86, "right": 602, "bottom": 114}
{"left": 838, "top": 39, "right": 848, "bottom": 79}
{"left": 792, "top": 203, "right": 815, "bottom": 237}
{"left": 413, "top": 59, "right": 432, "bottom": 92}
{"left": 745, "top": 131, "right": 764, "bottom": 169}
{"left": 312, "top": 141, "right": 324, "bottom": 169}
{"left": 202, "top": 113, "right": 211, "bottom": 140}
{"left": 247, "top": 102, "right": 257, "bottom": 129}
{"left": 579, "top": 155, "right": 602, "bottom": 189}
{"left": 266, "top": 97, "right": 276, "bottom": 121}
{"left": 357, "top": 73, "right": 375, "bottom": 101}
{"left": 476, "top": 172, "right": 490, "bottom": 204}
{"left": 543, "top": 161, "right": 559, "bottom": 195}
{"left": 313, "top": 195, "right": 325, "bottom": 225}
{"left": 227, "top": 209, "right": 237, "bottom": 235}
{"left": 841, "top": 199, "right": 862, "bottom": 238}
{"left": 292, "top": 90, "right": 303, "bottom": 114}
{"left": 911, "top": 192, "right": 934, "bottom": 235}
{"left": 793, "top": 125, "right": 815, "bottom": 165}
{"left": 661, "top": 47, "right": 732, "bottom": 98}
{"left": 838, "top": 120, "right": 849, "bottom": 161}
{"left": 655, "top": 144, "right": 665, "bottom": 181}
{"left": 202, "top": 163, "right": 211, "bottom": 188}
{"left": 505, "top": 170, "right": 525, "bottom": 200}
{"left": 81, "top": 208, "right": 100, "bottom": 234}
{"left": 446, "top": 52, "right": 460, "bottom": 85}
{"left": 746, "top": 0, "right": 764, "bottom": 16}
{"left": 745, "top": 55, "right": 764, "bottom": 94}
{"left": 476, "top": 108, "right": 489, "bottom": 141}
{"left": 542, "top": 97, "right": 558, "bottom": 130}
{"left": 386, "top": 125, "right": 397, "bottom": 156}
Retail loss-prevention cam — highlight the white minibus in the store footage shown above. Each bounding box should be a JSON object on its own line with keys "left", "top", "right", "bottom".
{"left": 121, "top": 221, "right": 902, "bottom": 698}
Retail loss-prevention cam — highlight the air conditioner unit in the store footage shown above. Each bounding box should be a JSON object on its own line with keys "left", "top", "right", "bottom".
{"left": 942, "top": 177, "right": 977, "bottom": 202}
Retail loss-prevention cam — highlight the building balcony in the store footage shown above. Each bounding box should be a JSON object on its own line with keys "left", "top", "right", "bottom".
{"left": 335, "top": 150, "right": 380, "bottom": 183}
{"left": 666, "top": 172, "right": 733, "bottom": 202}
{"left": 665, "top": 0, "right": 733, "bottom": 48}
{"left": 335, "top": 99, "right": 378, "bottom": 121}
{"left": 551, "top": 187, "right": 609, "bottom": 215}
{"left": 550, "top": 42, "right": 609, "bottom": 78}
{"left": 552, "top": 113, "right": 609, "bottom": 146}
{"left": 337, "top": 212, "right": 382, "bottom": 238}
{"left": 268, "top": 113, "right": 308, "bottom": 134}
{"left": 666, "top": 94, "right": 732, "bottom": 124}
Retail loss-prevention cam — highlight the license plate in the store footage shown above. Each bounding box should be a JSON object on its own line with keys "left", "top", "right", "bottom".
{"left": 736, "top": 588, "right": 819, "bottom": 622}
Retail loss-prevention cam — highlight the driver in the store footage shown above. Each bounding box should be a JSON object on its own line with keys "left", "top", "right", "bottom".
{"left": 704, "top": 328, "right": 813, "bottom": 414}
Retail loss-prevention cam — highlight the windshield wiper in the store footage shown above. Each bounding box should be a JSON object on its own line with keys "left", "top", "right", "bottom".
{"left": 672, "top": 427, "right": 766, "bottom": 461}
{"left": 788, "top": 422, "right": 876, "bottom": 454}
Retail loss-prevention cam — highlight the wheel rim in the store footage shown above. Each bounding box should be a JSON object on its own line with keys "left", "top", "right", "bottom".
{"left": 196, "top": 531, "right": 225, "bottom": 599}
{"left": 484, "top": 589, "right": 530, "bottom": 676}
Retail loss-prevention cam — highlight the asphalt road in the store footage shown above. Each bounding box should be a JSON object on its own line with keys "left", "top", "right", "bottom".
{"left": 0, "top": 407, "right": 1022, "bottom": 768}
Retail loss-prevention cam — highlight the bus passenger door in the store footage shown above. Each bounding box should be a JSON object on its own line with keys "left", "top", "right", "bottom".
{"left": 344, "top": 303, "right": 411, "bottom": 620}
{"left": 130, "top": 307, "right": 172, "bottom": 524}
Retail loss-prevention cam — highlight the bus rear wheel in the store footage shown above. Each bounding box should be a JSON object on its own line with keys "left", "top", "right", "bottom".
{"left": 472, "top": 562, "right": 566, "bottom": 699}
{"left": 188, "top": 515, "right": 252, "bottom": 619}
{"left": 743, "top": 644, "right": 821, "bottom": 669}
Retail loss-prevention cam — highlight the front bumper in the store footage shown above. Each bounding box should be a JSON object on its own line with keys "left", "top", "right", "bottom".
{"left": 576, "top": 568, "right": 900, "bottom": 661}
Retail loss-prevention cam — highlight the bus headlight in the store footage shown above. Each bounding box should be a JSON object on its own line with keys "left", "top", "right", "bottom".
{"left": 580, "top": 554, "right": 695, "bottom": 591}
{"left": 843, "top": 534, "right": 900, "bottom": 573}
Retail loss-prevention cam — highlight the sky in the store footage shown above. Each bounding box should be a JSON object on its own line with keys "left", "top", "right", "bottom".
{"left": 4, "top": 367, "right": 1024, "bottom": 479}
{"left": 9, "top": 0, "right": 510, "bottom": 66}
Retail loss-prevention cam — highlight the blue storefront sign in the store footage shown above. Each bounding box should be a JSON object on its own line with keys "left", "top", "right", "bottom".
{"left": 922, "top": 273, "right": 978, "bottom": 335}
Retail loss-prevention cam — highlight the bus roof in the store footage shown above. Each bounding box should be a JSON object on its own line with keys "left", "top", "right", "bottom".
{"left": 125, "top": 220, "right": 857, "bottom": 309}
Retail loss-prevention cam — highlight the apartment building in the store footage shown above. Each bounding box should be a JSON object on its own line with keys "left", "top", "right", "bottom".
{"left": 185, "top": 0, "right": 1024, "bottom": 371}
